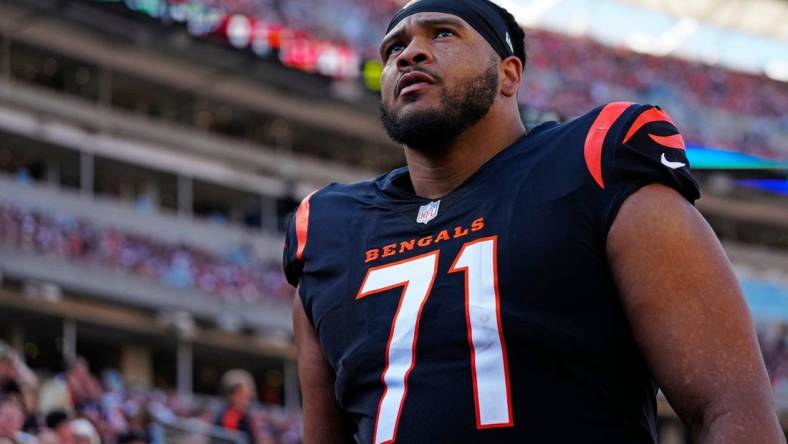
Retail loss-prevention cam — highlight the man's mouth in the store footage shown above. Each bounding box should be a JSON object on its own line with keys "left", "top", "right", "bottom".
{"left": 397, "top": 71, "right": 436, "bottom": 97}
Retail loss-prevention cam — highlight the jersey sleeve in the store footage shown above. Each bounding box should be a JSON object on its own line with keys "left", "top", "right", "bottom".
{"left": 282, "top": 192, "right": 315, "bottom": 287}
{"left": 592, "top": 103, "right": 701, "bottom": 233}
{"left": 282, "top": 211, "right": 302, "bottom": 287}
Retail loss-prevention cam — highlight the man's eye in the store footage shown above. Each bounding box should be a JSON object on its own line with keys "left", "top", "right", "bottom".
{"left": 386, "top": 43, "right": 405, "bottom": 57}
{"left": 435, "top": 29, "right": 455, "bottom": 38}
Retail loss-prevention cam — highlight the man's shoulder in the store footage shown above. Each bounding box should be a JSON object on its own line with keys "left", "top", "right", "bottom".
{"left": 307, "top": 171, "right": 394, "bottom": 213}
{"left": 530, "top": 102, "right": 689, "bottom": 178}
{"left": 521, "top": 103, "right": 639, "bottom": 154}
{"left": 282, "top": 173, "right": 394, "bottom": 287}
{"left": 531, "top": 102, "right": 651, "bottom": 137}
{"left": 291, "top": 171, "right": 396, "bottom": 241}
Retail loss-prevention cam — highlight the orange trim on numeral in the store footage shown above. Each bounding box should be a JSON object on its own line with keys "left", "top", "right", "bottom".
{"left": 357, "top": 240, "right": 516, "bottom": 440}
{"left": 449, "top": 236, "right": 514, "bottom": 430}
{"left": 356, "top": 251, "right": 441, "bottom": 444}
{"left": 356, "top": 251, "right": 441, "bottom": 300}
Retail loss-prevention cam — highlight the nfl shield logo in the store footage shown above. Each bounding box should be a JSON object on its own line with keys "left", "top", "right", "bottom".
{"left": 416, "top": 200, "right": 440, "bottom": 224}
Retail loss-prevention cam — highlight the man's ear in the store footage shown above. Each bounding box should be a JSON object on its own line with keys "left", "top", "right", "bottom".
{"left": 500, "top": 56, "right": 523, "bottom": 98}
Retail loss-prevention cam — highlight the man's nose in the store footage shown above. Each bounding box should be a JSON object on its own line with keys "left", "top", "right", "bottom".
{"left": 397, "top": 38, "right": 433, "bottom": 69}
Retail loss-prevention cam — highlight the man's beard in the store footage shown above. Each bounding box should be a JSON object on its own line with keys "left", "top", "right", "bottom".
{"left": 379, "top": 63, "right": 499, "bottom": 153}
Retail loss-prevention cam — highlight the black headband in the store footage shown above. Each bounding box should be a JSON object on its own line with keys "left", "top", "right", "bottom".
{"left": 386, "top": 0, "right": 517, "bottom": 63}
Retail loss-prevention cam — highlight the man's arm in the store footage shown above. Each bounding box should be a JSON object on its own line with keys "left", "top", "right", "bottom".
{"left": 607, "top": 183, "right": 784, "bottom": 443}
{"left": 293, "top": 292, "right": 352, "bottom": 444}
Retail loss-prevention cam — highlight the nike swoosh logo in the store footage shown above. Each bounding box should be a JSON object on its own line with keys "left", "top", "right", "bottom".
{"left": 661, "top": 153, "right": 686, "bottom": 169}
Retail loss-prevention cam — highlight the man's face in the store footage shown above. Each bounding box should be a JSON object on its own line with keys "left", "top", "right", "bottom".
{"left": 55, "top": 423, "right": 76, "bottom": 444}
{"left": 0, "top": 358, "right": 16, "bottom": 379}
{"left": 75, "top": 436, "right": 91, "bottom": 444}
{"left": 230, "top": 383, "right": 253, "bottom": 408}
{"left": 0, "top": 400, "right": 23, "bottom": 437}
{"left": 378, "top": 12, "right": 500, "bottom": 152}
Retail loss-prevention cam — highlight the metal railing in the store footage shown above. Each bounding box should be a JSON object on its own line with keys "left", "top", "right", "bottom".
{"left": 159, "top": 418, "right": 249, "bottom": 444}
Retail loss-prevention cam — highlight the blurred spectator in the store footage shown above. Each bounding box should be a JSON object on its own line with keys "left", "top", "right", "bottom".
{"left": 0, "top": 343, "right": 40, "bottom": 436}
{"left": 37, "top": 375, "right": 71, "bottom": 419}
{"left": 70, "top": 419, "right": 99, "bottom": 444}
{"left": 0, "top": 345, "right": 18, "bottom": 383}
{"left": 0, "top": 395, "right": 28, "bottom": 444}
{"left": 44, "top": 410, "right": 75, "bottom": 444}
{"left": 0, "top": 381, "right": 37, "bottom": 444}
{"left": 65, "top": 359, "right": 102, "bottom": 410}
{"left": 216, "top": 369, "right": 258, "bottom": 443}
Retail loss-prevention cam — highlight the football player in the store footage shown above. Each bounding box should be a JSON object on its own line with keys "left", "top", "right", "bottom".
{"left": 284, "top": 0, "right": 783, "bottom": 442}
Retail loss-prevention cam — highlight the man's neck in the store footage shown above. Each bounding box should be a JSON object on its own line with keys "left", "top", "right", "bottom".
{"left": 404, "top": 111, "right": 525, "bottom": 199}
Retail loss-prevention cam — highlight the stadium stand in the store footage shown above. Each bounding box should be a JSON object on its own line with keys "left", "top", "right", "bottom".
{"left": 524, "top": 28, "right": 786, "bottom": 160}
{"left": 100, "top": 0, "right": 787, "bottom": 160}
{"left": 0, "top": 200, "right": 290, "bottom": 305}
{"left": 2, "top": 0, "right": 786, "bottom": 166}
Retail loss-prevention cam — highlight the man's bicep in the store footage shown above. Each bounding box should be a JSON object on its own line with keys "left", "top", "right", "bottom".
{"left": 293, "top": 291, "right": 352, "bottom": 444}
{"left": 606, "top": 184, "right": 776, "bottom": 437}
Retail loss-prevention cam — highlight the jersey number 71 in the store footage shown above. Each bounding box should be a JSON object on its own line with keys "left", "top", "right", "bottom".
{"left": 356, "top": 236, "right": 513, "bottom": 444}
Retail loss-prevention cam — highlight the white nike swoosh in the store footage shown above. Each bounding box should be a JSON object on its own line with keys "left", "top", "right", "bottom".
{"left": 660, "top": 153, "right": 686, "bottom": 169}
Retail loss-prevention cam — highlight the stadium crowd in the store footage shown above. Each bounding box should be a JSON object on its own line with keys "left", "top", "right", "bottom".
{"left": 0, "top": 342, "right": 301, "bottom": 444}
{"left": 525, "top": 29, "right": 785, "bottom": 118}
{"left": 177, "top": 0, "right": 787, "bottom": 159}
{"left": 0, "top": 201, "right": 291, "bottom": 305}
{"left": 523, "top": 28, "right": 786, "bottom": 159}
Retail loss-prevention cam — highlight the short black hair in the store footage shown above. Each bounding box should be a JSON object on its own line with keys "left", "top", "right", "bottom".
{"left": 0, "top": 378, "right": 21, "bottom": 397}
{"left": 490, "top": 2, "right": 527, "bottom": 69}
{"left": 117, "top": 431, "right": 147, "bottom": 444}
{"left": 0, "top": 394, "right": 21, "bottom": 408}
{"left": 45, "top": 410, "right": 69, "bottom": 429}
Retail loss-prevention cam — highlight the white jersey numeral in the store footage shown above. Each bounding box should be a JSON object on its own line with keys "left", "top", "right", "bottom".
{"left": 356, "top": 236, "right": 512, "bottom": 444}
{"left": 356, "top": 251, "right": 440, "bottom": 444}
{"left": 449, "top": 237, "right": 513, "bottom": 428}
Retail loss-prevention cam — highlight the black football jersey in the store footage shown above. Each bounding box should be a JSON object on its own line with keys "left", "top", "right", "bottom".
{"left": 283, "top": 103, "right": 700, "bottom": 444}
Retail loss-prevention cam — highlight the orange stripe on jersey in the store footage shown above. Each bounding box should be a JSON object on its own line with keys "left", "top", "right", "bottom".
{"left": 295, "top": 191, "right": 316, "bottom": 261}
{"left": 648, "top": 133, "right": 686, "bottom": 150}
{"left": 623, "top": 107, "right": 676, "bottom": 143}
{"left": 584, "top": 102, "right": 633, "bottom": 189}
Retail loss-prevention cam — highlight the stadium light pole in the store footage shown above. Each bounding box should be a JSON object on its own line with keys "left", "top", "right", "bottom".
{"left": 176, "top": 340, "right": 193, "bottom": 396}
{"left": 63, "top": 318, "right": 77, "bottom": 366}
{"left": 10, "top": 323, "right": 24, "bottom": 362}
{"left": 97, "top": 67, "right": 112, "bottom": 131}
{"left": 177, "top": 175, "right": 193, "bottom": 217}
{"left": 284, "top": 360, "right": 299, "bottom": 411}
{"left": 1, "top": 31, "right": 9, "bottom": 83}
{"left": 261, "top": 195, "right": 278, "bottom": 232}
{"left": 80, "top": 152, "right": 94, "bottom": 197}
